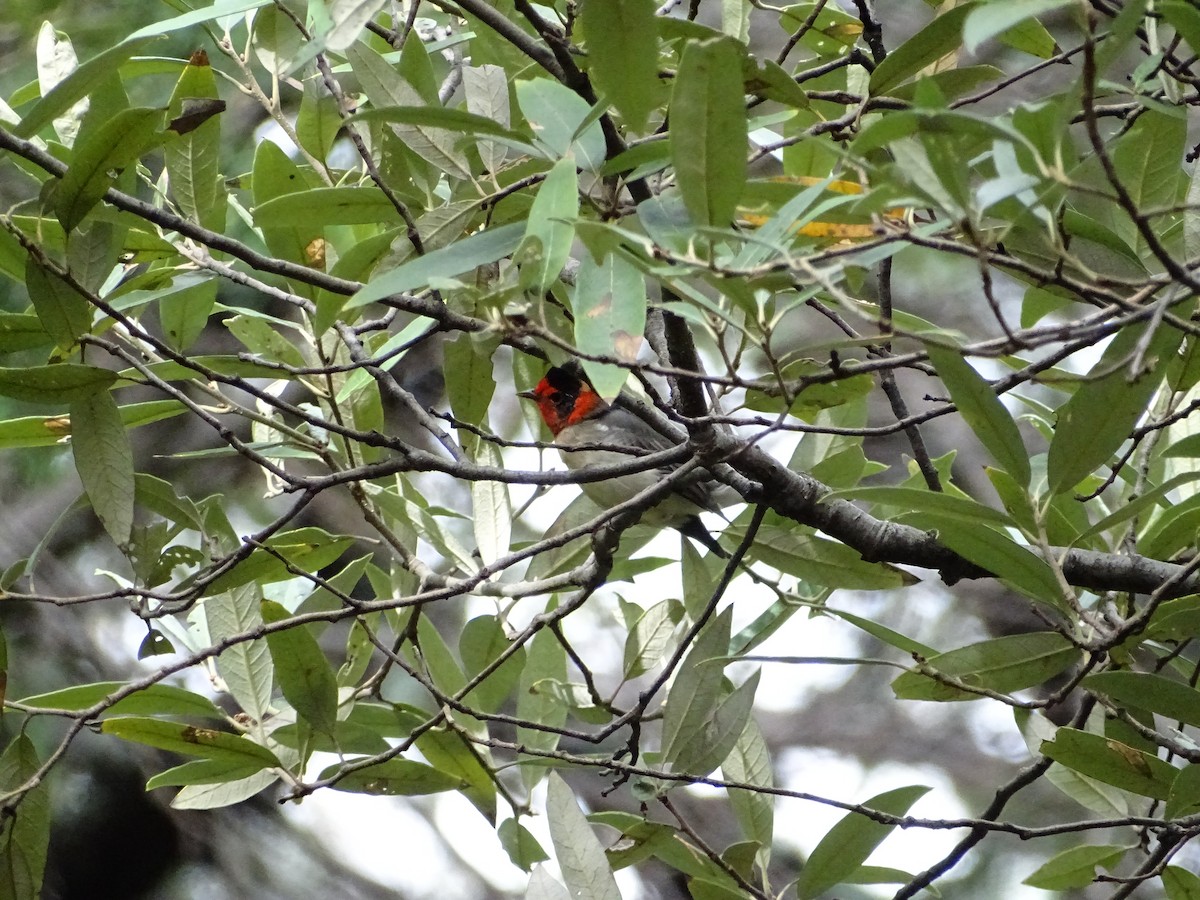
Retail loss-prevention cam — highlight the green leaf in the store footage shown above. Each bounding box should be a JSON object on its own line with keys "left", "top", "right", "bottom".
{"left": 546, "top": 773, "right": 623, "bottom": 900}
{"left": 1075, "top": 471, "right": 1200, "bottom": 544}
{"left": 464, "top": 64, "right": 512, "bottom": 174}
{"left": 0, "top": 734, "right": 50, "bottom": 900}
{"left": 350, "top": 222, "right": 525, "bottom": 308}
{"left": 572, "top": 251, "right": 647, "bottom": 399}
{"left": 869, "top": 4, "right": 974, "bottom": 95}
{"left": 743, "top": 56, "right": 812, "bottom": 108}
{"left": 1047, "top": 319, "right": 1183, "bottom": 494}
{"left": 660, "top": 607, "right": 732, "bottom": 769}
{"left": 250, "top": 139, "right": 322, "bottom": 294}
{"left": 398, "top": 25, "right": 440, "bottom": 102}
{"left": 146, "top": 756, "right": 274, "bottom": 790}
{"left": 822, "top": 607, "right": 936, "bottom": 658}
{"left": 346, "top": 41, "right": 471, "bottom": 179}
{"left": 722, "top": 717, "right": 774, "bottom": 870}
{"left": 170, "top": 769, "right": 279, "bottom": 810}
{"left": 129, "top": 0, "right": 273, "bottom": 41}
{"left": 517, "top": 614, "right": 569, "bottom": 772}
{"left": 165, "top": 51, "right": 225, "bottom": 231}
{"left": 326, "top": 0, "right": 390, "bottom": 51}
{"left": 346, "top": 104, "right": 529, "bottom": 143}
{"left": 926, "top": 344, "right": 1030, "bottom": 486}
{"left": 892, "top": 632, "right": 1079, "bottom": 702}
{"left": 295, "top": 80, "right": 343, "bottom": 161}
{"left": 1040, "top": 728, "right": 1178, "bottom": 800}
{"left": 521, "top": 156, "right": 579, "bottom": 292}
{"left": 581, "top": 0, "right": 660, "bottom": 131}
{"left": 0, "top": 313, "right": 52, "bottom": 353}
{"left": 56, "top": 107, "right": 163, "bottom": 231}
{"left": 261, "top": 600, "right": 340, "bottom": 736}
{"left": 205, "top": 528, "right": 355, "bottom": 594}
{"left": 16, "top": 682, "right": 222, "bottom": 719}
{"left": 918, "top": 515, "right": 1062, "bottom": 603}
{"left": 515, "top": 79, "right": 606, "bottom": 172}
{"left": 1165, "top": 763, "right": 1200, "bottom": 819}
{"left": 321, "top": 757, "right": 466, "bottom": 795}
{"left": 1145, "top": 596, "right": 1200, "bottom": 641}
{"left": 963, "top": 0, "right": 1074, "bottom": 55}
{"left": 1083, "top": 671, "right": 1200, "bottom": 729}
{"left": 1110, "top": 109, "right": 1186, "bottom": 254}
{"left": 14, "top": 36, "right": 158, "bottom": 139}
{"left": 1022, "top": 843, "right": 1127, "bottom": 891}
{"left": 623, "top": 598, "right": 684, "bottom": 679}
{"left": 995, "top": 13, "right": 1060, "bottom": 59}
{"left": 1163, "top": 2, "right": 1200, "bottom": 58}
{"left": 794, "top": 785, "right": 930, "bottom": 899}
{"left": 252, "top": 2, "right": 305, "bottom": 72}
{"left": 670, "top": 37, "right": 747, "bottom": 227}
{"left": 842, "top": 866, "right": 922, "bottom": 888}
{"left": 459, "top": 615, "right": 526, "bottom": 714}
{"left": 472, "top": 442, "right": 512, "bottom": 567}
{"left": 254, "top": 187, "right": 409, "bottom": 226}
{"left": 443, "top": 331, "right": 498, "bottom": 443}
{"left": 825, "top": 486, "right": 1014, "bottom": 527}
{"left": 732, "top": 525, "right": 916, "bottom": 590}
{"left": 101, "top": 717, "right": 281, "bottom": 766}
{"left": 160, "top": 279, "right": 216, "bottom": 351}
{"left": 205, "top": 585, "right": 274, "bottom": 726}
{"left": 1164, "top": 865, "right": 1200, "bottom": 900}
{"left": 224, "top": 313, "right": 306, "bottom": 367}
{"left": 414, "top": 724, "right": 497, "bottom": 819}
{"left": 70, "top": 388, "right": 135, "bottom": 546}
{"left": 669, "top": 670, "right": 760, "bottom": 777}
{"left": 416, "top": 614, "right": 469, "bottom": 698}
{"left": 66, "top": 219, "right": 122, "bottom": 293}
{"left": 24, "top": 255, "right": 90, "bottom": 349}
{"left": 499, "top": 819, "right": 550, "bottom": 873}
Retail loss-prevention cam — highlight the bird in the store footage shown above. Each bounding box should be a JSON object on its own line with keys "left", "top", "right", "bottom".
{"left": 518, "top": 363, "right": 729, "bottom": 555}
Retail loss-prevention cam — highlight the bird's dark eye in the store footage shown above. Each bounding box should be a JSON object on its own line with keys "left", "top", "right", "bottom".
{"left": 549, "top": 391, "right": 562, "bottom": 402}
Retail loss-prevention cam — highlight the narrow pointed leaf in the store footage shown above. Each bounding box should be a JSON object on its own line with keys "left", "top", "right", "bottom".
{"left": 70, "top": 388, "right": 134, "bottom": 546}
{"left": 322, "top": 758, "right": 465, "bottom": 795}
{"left": 17, "top": 681, "right": 222, "bottom": 719}
{"left": 56, "top": 107, "right": 163, "bottom": 231}
{"left": 573, "top": 251, "right": 647, "bottom": 399}
{"left": 522, "top": 156, "right": 579, "bottom": 292}
{"left": 1040, "top": 728, "right": 1178, "bottom": 800}
{"left": 926, "top": 344, "right": 1030, "bottom": 486}
{"left": 205, "top": 585, "right": 274, "bottom": 725}
{"left": 581, "top": 0, "right": 660, "bottom": 131}
{"left": 660, "top": 607, "right": 732, "bottom": 764}
{"left": 868, "top": 4, "right": 973, "bottom": 95}
{"left": 546, "top": 773, "right": 623, "bottom": 900}
{"left": 892, "top": 632, "right": 1079, "bottom": 701}
{"left": 24, "top": 255, "right": 90, "bottom": 349}
{"left": 0, "top": 735, "right": 50, "bottom": 900}
{"left": 1022, "top": 844, "right": 1127, "bottom": 891}
{"left": 261, "top": 600, "right": 339, "bottom": 736}
{"left": 351, "top": 222, "right": 525, "bottom": 308}
{"left": 670, "top": 37, "right": 746, "bottom": 227}
{"left": 100, "top": 717, "right": 281, "bottom": 766}
{"left": 1048, "top": 319, "right": 1185, "bottom": 494}
{"left": 1083, "top": 671, "right": 1200, "bottom": 728}
{"left": 795, "top": 785, "right": 930, "bottom": 899}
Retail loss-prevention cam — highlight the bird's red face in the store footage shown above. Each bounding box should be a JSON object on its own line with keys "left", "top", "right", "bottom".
{"left": 519, "top": 366, "right": 606, "bottom": 436}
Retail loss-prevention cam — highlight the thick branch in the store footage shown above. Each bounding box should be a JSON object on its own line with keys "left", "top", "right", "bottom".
{"left": 722, "top": 438, "right": 1200, "bottom": 598}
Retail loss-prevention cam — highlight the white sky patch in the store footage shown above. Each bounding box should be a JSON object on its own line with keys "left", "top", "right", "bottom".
{"left": 284, "top": 792, "right": 479, "bottom": 899}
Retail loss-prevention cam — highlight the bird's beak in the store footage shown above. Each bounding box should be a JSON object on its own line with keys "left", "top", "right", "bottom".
{"left": 517, "top": 389, "right": 537, "bottom": 401}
